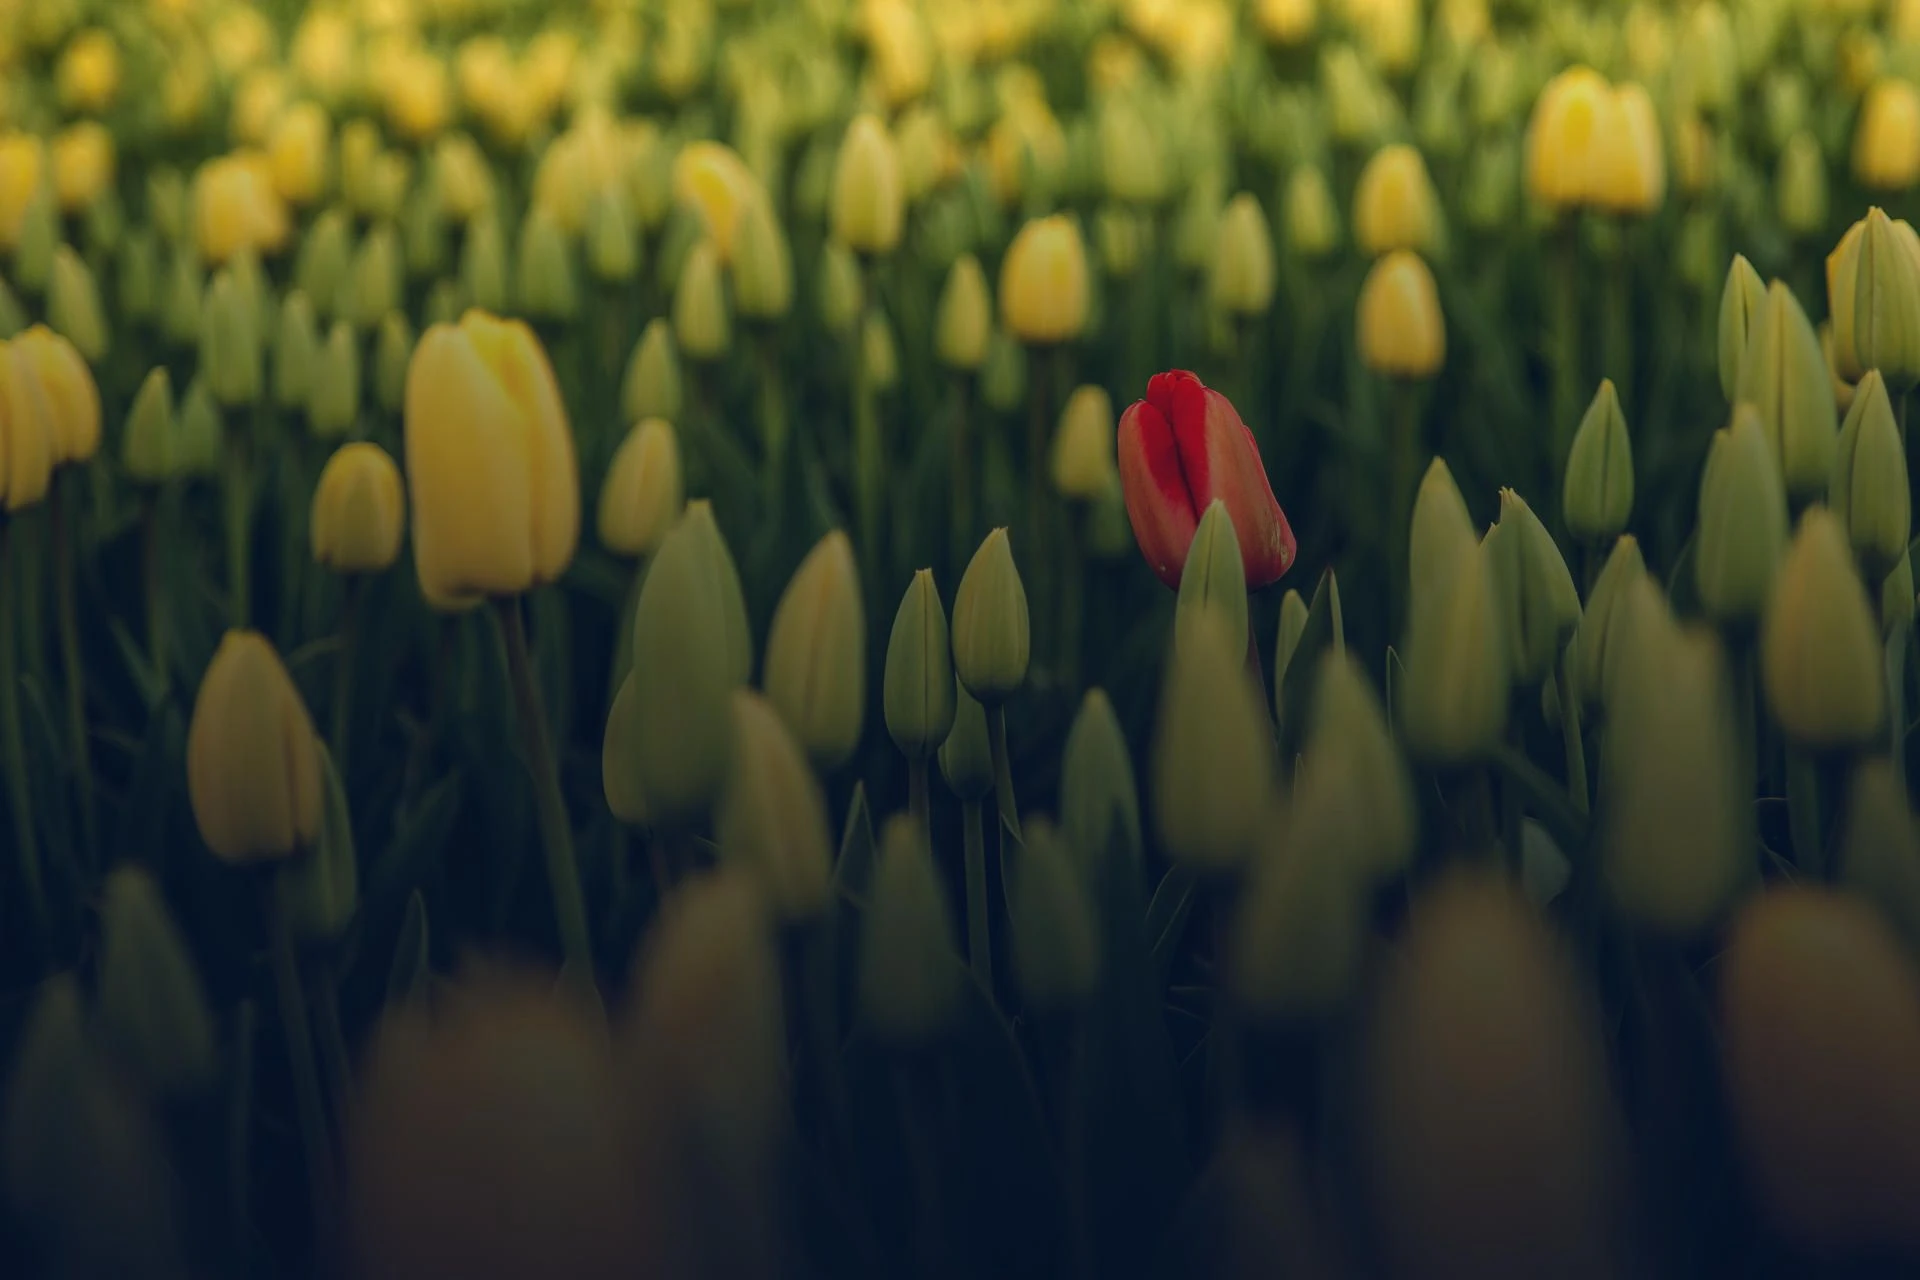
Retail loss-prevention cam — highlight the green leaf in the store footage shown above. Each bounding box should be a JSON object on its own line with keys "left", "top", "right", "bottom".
{"left": 1489, "top": 742, "right": 1590, "bottom": 859}
{"left": 111, "top": 704, "right": 185, "bottom": 868}
{"left": 360, "top": 771, "right": 462, "bottom": 931}
{"left": 834, "top": 782, "right": 878, "bottom": 908}
{"left": 1276, "top": 567, "right": 1342, "bottom": 763}
{"left": 1144, "top": 863, "right": 1199, "bottom": 991}
{"left": 386, "top": 891, "right": 430, "bottom": 1009}
{"left": 106, "top": 616, "right": 164, "bottom": 709}
{"left": 1666, "top": 532, "right": 1701, "bottom": 620}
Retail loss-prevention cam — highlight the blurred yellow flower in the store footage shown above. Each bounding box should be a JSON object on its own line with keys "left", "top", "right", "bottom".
{"left": 1595, "top": 83, "right": 1666, "bottom": 216}
{"left": 1354, "top": 143, "right": 1441, "bottom": 256}
{"left": 209, "top": 4, "right": 275, "bottom": 78}
{"left": 9, "top": 325, "right": 100, "bottom": 465}
{"left": 55, "top": 28, "right": 119, "bottom": 114}
{"left": 231, "top": 68, "right": 292, "bottom": 147}
{"left": 1855, "top": 79, "right": 1920, "bottom": 192}
{"left": 312, "top": 441, "right": 407, "bottom": 575}
{"left": 267, "top": 101, "right": 332, "bottom": 207}
{"left": 0, "top": 132, "right": 46, "bottom": 250}
{"left": 384, "top": 49, "right": 452, "bottom": 143}
{"left": 522, "top": 29, "right": 579, "bottom": 120}
{"left": 671, "top": 140, "right": 761, "bottom": 262}
{"left": 50, "top": 122, "right": 113, "bottom": 213}
{"left": 291, "top": 8, "right": 359, "bottom": 102}
{"left": 1000, "top": 215, "right": 1090, "bottom": 345}
{"left": 1256, "top": 0, "right": 1317, "bottom": 46}
{"left": 867, "top": 1, "right": 933, "bottom": 108}
{"left": 187, "top": 630, "right": 323, "bottom": 864}
{"left": 1525, "top": 65, "right": 1612, "bottom": 212}
{"left": 831, "top": 114, "right": 905, "bottom": 255}
{"left": 1357, "top": 250, "right": 1446, "bottom": 380}
{"left": 431, "top": 133, "right": 495, "bottom": 223}
{"left": 194, "top": 151, "right": 291, "bottom": 265}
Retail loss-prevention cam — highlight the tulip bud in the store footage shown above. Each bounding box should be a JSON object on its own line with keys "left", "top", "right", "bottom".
{"left": 1776, "top": 133, "right": 1828, "bottom": 239}
{"left": 374, "top": 313, "right": 413, "bottom": 416}
{"left": 1357, "top": 250, "right": 1446, "bottom": 380}
{"left": 14, "top": 188, "right": 59, "bottom": 294}
{"left": 1831, "top": 369, "right": 1912, "bottom": 580}
{"left": 952, "top": 528, "right": 1031, "bottom": 705}
{"left": 267, "top": 102, "right": 331, "bottom": 207}
{"left": 460, "top": 211, "right": 511, "bottom": 316}
{"left": 1486, "top": 489, "right": 1581, "bottom": 688}
{"left": 574, "top": 187, "right": 633, "bottom": 287}
{"left": 187, "top": 630, "right": 324, "bottom": 862}
{"left": 344, "top": 221, "right": 402, "bottom": 329}
{"left": 1283, "top": 165, "right": 1341, "bottom": 260}
{"left": 862, "top": 310, "right": 900, "bottom": 392}
{"left": 295, "top": 208, "right": 352, "bottom": 321}
{"left": 730, "top": 194, "right": 793, "bottom": 322}
{"left": 405, "top": 183, "right": 450, "bottom": 282}
{"left": 1572, "top": 534, "right": 1643, "bottom": 708}
{"left": 1011, "top": 820, "right": 1101, "bottom": 1013}
{"left": 673, "top": 238, "right": 731, "bottom": 361}
{"left": 1364, "top": 875, "right": 1624, "bottom": 1279}
{"left": 1153, "top": 612, "right": 1274, "bottom": 872}
{"left": 1737, "top": 280, "right": 1837, "bottom": 506}
{"left": 1840, "top": 758, "right": 1920, "bottom": 960}
{"left": 621, "top": 319, "right": 683, "bottom": 425}
{"left": 1402, "top": 529, "right": 1508, "bottom": 764}
{"left": 1720, "top": 889, "right": 1920, "bottom": 1254}
{"left": 158, "top": 248, "right": 203, "bottom": 350}
{"left": 763, "top": 531, "right": 866, "bottom": 772}
{"left": 1000, "top": 215, "right": 1090, "bottom": 345}
{"left": 1563, "top": 379, "right": 1633, "bottom": 542}
{"left": 1234, "top": 785, "right": 1371, "bottom": 1019}
{"left": 981, "top": 328, "right": 1028, "bottom": 413}
{"left": 45, "top": 246, "right": 105, "bottom": 363}
{"left": 1175, "top": 500, "right": 1251, "bottom": 657}
{"left": 8, "top": 325, "right": 99, "bottom": 468}
{"left": 312, "top": 442, "right": 405, "bottom": 574}
{"left": 403, "top": 312, "right": 578, "bottom": 606}
{"left": 1271, "top": 588, "right": 1312, "bottom": 725}
{"left": 1307, "top": 649, "right": 1417, "bottom": 880}
{"left": 50, "top": 123, "right": 113, "bottom": 216}
{"left": 812, "top": 238, "right": 861, "bottom": 338}
{"left": 934, "top": 253, "right": 991, "bottom": 372}
{"left": 939, "top": 685, "right": 994, "bottom": 803}
{"left": 514, "top": 207, "right": 579, "bottom": 324}
{"left": 1059, "top": 687, "right": 1142, "bottom": 876}
{"left": 598, "top": 419, "right": 683, "bottom": 558}
{"left": 1853, "top": 78, "right": 1920, "bottom": 191}
{"left": 95, "top": 866, "right": 216, "bottom": 1098}
{"left": 680, "top": 501, "right": 754, "bottom": 687}
{"left": 1695, "top": 407, "right": 1790, "bottom": 628}
{"left": 122, "top": 368, "right": 177, "bottom": 484}
{"left": 273, "top": 289, "right": 320, "bottom": 411}
{"left": 174, "top": 377, "right": 225, "bottom": 480}
{"left": 116, "top": 231, "right": 159, "bottom": 324}
{"left": 1210, "top": 194, "right": 1276, "bottom": 318}
{"left": 1761, "top": 507, "right": 1885, "bottom": 749}
{"left": 1051, "top": 384, "right": 1116, "bottom": 501}
{"left": 831, "top": 115, "right": 905, "bottom": 256}
{"left": 1407, "top": 456, "right": 1477, "bottom": 617}
{"left": 1354, "top": 144, "right": 1441, "bottom": 256}
{"left": 1098, "top": 96, "right": 1166, "bottom": 205}
{"left": 202, "top": 269, "right": 262, "bottom": 408}
{"left": 308, "top": 321, "right": 361, "bottom": 440}
{"left": 1525, "top": 66, "right": 1612, "bottom": 214}
{"left": 1841, "top": 209, "right": 1920, "bottom": 394}
{"left": 884, "top": 569, "right": 956, "bottom": 761}
{"left": 715, "top": 690, "right": 834, "bottom": 919}
{"left": 861, "top": 815, "right": 964, "bottom": 1043}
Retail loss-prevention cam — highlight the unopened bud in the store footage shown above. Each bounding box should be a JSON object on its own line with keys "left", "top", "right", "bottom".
{"left": 1761, "top": 507, "right": 1886, "bottom": 748}
{"left": 1563, "top": 379, "right": 1633, "bottom": 542}
{"left": 1696, "top": 407, "right": 1790, "bottom": 627}
{"left": 884, "top": 569, "right": 956, "bottom": 761}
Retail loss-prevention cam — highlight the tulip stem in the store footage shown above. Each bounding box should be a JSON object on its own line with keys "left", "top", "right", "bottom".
{"left": 1786, "top": 747, "right": 1826, "bottom": 881}
{"left": 951, "top": 374, "right": 975, "bottom": 575}
{"left": 0, "top": 520, "right": 48, "bottom": 961}
{"left": 492, "top": 596, "right": 597, "bottom": 999}
{"left": 1550, "top": 222, "right": 1583, "bottom": 478}
{"left": 49, "top": 475, "right": 97, "bottom": 870}
{"left": 1388, "top": 382, "right": 1421, "bottom": 640}
{"left": 963, "top": 799, "right": 993, "bottom": 995}
{"left": 143, "top": 490, "right": 171, "bottom": 697}
{"left": 1555, "top": 654, "right": 1589, "bottom": 816}
{"left": 989, "top": 706, "right": 1022, "bottom": 844}
{"left": 310, "top": 960, "right": 354, "bottom": 1128}
{"left": 265, "top": 872, "right": 337, "bottom": 1246}
{"left": 331, "top": 577, "right": 360, "bottom": 783}
{"left": 755, "top": 328, "right": 789, "bottom": 519}
{"left": 228, "top": 997, "right": 256, "bottom": 1273}
{"left": 225, "top": 426, "right": 252, "bottom": 627}
{"left": 1600, "top": 218, "right": 1633, "bottom": 409}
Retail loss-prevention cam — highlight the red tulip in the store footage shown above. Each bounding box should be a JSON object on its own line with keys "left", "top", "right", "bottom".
{"left": 1117, "top": 371, "right": 1296, "bottom": 590}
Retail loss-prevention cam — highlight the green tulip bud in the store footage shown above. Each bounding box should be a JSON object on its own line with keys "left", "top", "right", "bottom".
{"left": 117, "top": 230, "right": 159, "bottom": 322}
{"left": 763, "top": 531, "right": 866, "bottom": 771}
{"left": 601, "top": 671, "right": 649, "bottom": 826}
{"left": 1738, "top": 279, "right": 1838, "bottom": 506}
{"left": 952, "top": 527, "right": 1031, "bottom": 705}
{"left": 584, "top": 186, "right": 638, "bottom": 285}
{"left": 1602, "top": 580, "right": 1749, "bottom": 932}
{"left": 1563, "top": 379, "right": 1633, "bottom": 542}
{"left": 1486, "top": 489, "right": 1581, "bottom": 688}
{"left": 0, "top": 275, "right": 24, "bottom": 339}
{"left": 1776, "top": 132, "right": 1828, "bottom": 239}
{"left": 425, "top": 278, "right": 463, "bottom": 328}
{"left": 1011, "top": 819, "right": 1101, "bottom": 1013}
{"left": 460, "top": 211, "right": 511, "bottom": 315}
{"left": 1846, "top": 207, "right": 1920, "bottom": 394}
{"left": 613, "top": 510, "right": 744, "bottom": 826}
{"left": 1059, "top": 687, "right": 1142, "bottom": 877}
{"left": 732, "top": 193, "right": 793, "bottom": 321}
{"left": 1407, "top": 456, "right": 1477, "bottom": 621}
{"left": 273, "top": 289, "right": 320, "bottom": 411}
{"left": 622, "top": 318, "right": 683, "bottom": 425}
{"left": 1153, "top": 612, "right": 1275, "bottom": 872}
{"left": 679, "top": 500, "right": 753, "bottom": 685}
{"left": 818, "top": 239, "right": 863, "bottom": 339}
{"left": 1762, "top": 507, "right": 1886, "bottom": 748}
{"left": 1174, "top": 170, "right": 1224, "bottom": 272}
{"left": 346, "top": 222, "right": 402, "bottom": 330}
{"left": 1175, "top": 500, "right": 1250, "bottom": 656}
{"left": 122, "top": 367, "right": 176, "bottom": 483}
{"left": 1271, "top": 587, "right": 1311, "bottom": 724}
{"left": 1575, "top": 535, "right": 1646, "bottom": 710}
{"left": 1717, "top": 254, "right": 1767, "bottom": 404}
{"left": 283, "top": 747, "right": 359, "bottom": 942}
{"left": 862, "top": 308, "right": 900, "bottom": 392}
{"left": 1830, "top": 368, "right": 1911, "bottom": 581}
{"left": 13, "top": 188, "right": 58, "bottom": 295}
{"left": 1233, "top": 790, "right": 1369, "bottom": 1020}
{"left": 884, "top": 568, "right": 956, "bottom": 761}
{"left": 1886, "top": 553, "right": 1916, "bottom": 637}
{"left": 939, "top": 685, "right": 994, "bottom": 803}
{"left": 1305, "top": 649, "right": 1417, "bottom": 880}
{"left": 1460, "top": 136, "right": 1518, "bottom": 235}
{"left": 515, "top": 207, "right": 579, "bottom": 323}
{"left": 860, "top": 815, "right": 963, "bottom": 1043}
{"left": 96, "top": 865, "right": 216, "bottom": 1098}
{"left": 1211, "top": 193, "right": 1276, "bottom": 318}
{"left": 1402, "top": 528, "right": 1509, "bottom": 765}
{"left": 308, "top": 321, "right": 361, "bottom": 440}
{"left": 1283, "top": 164, "right": 1341, "bottom": 259}
{"left": 202, "top": 268, "right": 261, "bottom": 408}
{"left": 717, "top": 690, "right": 834, "bottom": 919}
{"left": 1051, "top": 384, "right": 1117, "bottom": 501}
{"left": 1087, "top": 473, "right": 1135, "bottom": 560}
{"left": 161, "top": 248, "right": 202, "bottom": 348}
{"left": 375, "top": 311, "right": 413, "bottom": 416}
{"left": 673, "top": 238, "right": 731, "bottom": 360}
{"left": 2, "top": 976, "right": 181, "bottom": 1277}
{"left": 401, "top": 182, "right": 448, "bottom": 282}
{"left": 1696, "top": 406, "right": 1790, "bottom": 627}
{"left": 1096, "top": 206, "right": 1146, "bottom": 279}
{"left": 981, "top": 327, "right": 1027, "bottom": 412}
{"left": 47, "top": 246, "right": 106, "bottom": 362}
{"left": 296, "top": 208, "right": 353, "bottom": 321}
{"left": 147, "top": 166, "right": 187, "bottom": 245}
{"left": 935, "top": 253, "right": 991, "bottom": 371}
{"left": 175, "top": 377, "right": 224, "bottom": 479}
{"left": 1840, "top": 758, "right": 1920, "bottom": 961}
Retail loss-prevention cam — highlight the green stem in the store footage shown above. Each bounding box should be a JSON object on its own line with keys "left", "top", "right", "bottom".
{"left": 1550, "top": 222, "right": 1583, "bottom": 478}
{"left": 756, "top": 328, "right": 789, "bottom": 519}
{"left": 225, "top": 422, "right": 252, "bottom": 628}
{"left": 492, "top": 596, "right": 596, "bottom": 996}
{"left": 1601, "top": 219, "right": 1633, "bottom": 410}
{"left": 267, "top": 875, "right": 336, "bottom": 1244}
{"left": 1786, "top": 747, "right": 1826, "bottom": 881}
{"left": 1389, "top": 381, "right": 1420, "bottom": 640}
{"left": 1555, "top": 653, "right": 1589, "bottom": 816}
{"left": 229, "top": 998, "right": 256, "bottom": 1273}
{"left": 144, "top": 490, "right": 170, "bottom": 697}
{"left": 0, "top": 521, "right": 48, "bottom": 958}
{"left": 989, "top": 706, "right": 1022, "bottom": 844}
{"left": 951, "top": 375, "right": 975, "bottom": 576}
{"left": 50, "top": 475, "right": 97, "bottom": 868}
{"left": 331, "top": 577, "right": 360, "bottom": 783}
{"left": 962, "top": 799, "right": 992, "bottom": 995}
{"left": 854, "top": 280, "right": 883, "bottom": 589}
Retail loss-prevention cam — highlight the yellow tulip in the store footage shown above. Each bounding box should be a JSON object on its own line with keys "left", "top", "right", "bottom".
{"left": 0, "top": 132, "right": 46, "bottom": 249}
{"left": 230, "top": 69, "right": 292, "bottom": 148}
{"left": 671, "top": 140, "right": 760, "bottom": 262}
{"left": 1353, "top": 143, "right": 1441, "bottom": 256}
{"left": 0, "top": 326, "right": 98, "bottom": 503}
{"left": 49, "top": 122, "right": 113, "bottom": 214}
{"left": 267, "top": 102, "right": 332, "bottom": 207}
{"left": 403, "top": 311, "right": 579, "bottom": 608}
{"left": 1000, "top": 215, "right": 1090, "bottom": 345}
{"left": 312, "top": 442, "right": 407, "bottom": 575}
{"left": 186, "top": 630, "right": 324, "bottom": 864}
{"left": 291, "top": 9, "right": 359, "bottom": 103}
{"left": 1256, "top": 0, "right": 1317, "bottom": 46}
{"left": 1524, "top": 65, "right": 1612, "bottom": 212}
{"left": 597, "top": 418, "right": 684, "bottom": 558}
{"left": 431, "top": 133, "right": 495, "bottom": 223}
{"left": 1854, "top": 79, "right": 1920, "bottom": 192}
{"left": 55, "top": 28, "right": 119, "bottom": 114}
{"left": 384, "top": 50, "right": 452, "bottom": 144}
{"left": 831, "top": 114, "right": 906, "bottom": 255}
{"left": 194, "top": 152, "right": 291, "bottom": 266}
{"left": 1357, "top": 250, "right": 1446, "bottom": 380}
{"left": 1595, "top": 83, "right": 1666, "bottom": 216}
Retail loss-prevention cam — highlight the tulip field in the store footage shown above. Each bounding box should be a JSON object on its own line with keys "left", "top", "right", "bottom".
{"left": 9, "top": 0, "right": 1920, "bottom": 1275}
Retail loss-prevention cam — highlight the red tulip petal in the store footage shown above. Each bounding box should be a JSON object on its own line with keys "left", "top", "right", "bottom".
{"left": 1117, "top": 396, "right": 1200, "bottom": 589}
